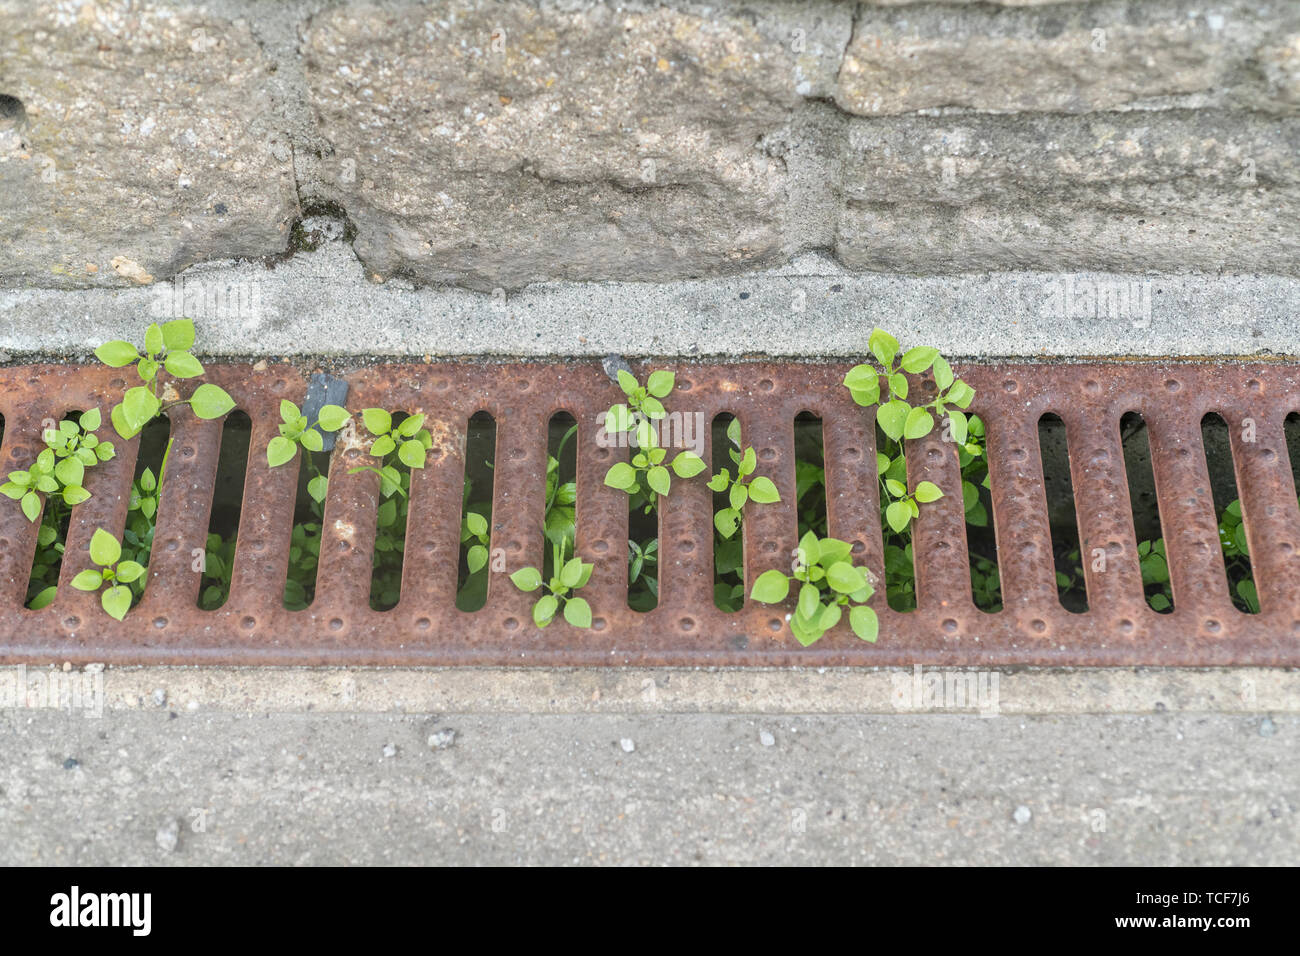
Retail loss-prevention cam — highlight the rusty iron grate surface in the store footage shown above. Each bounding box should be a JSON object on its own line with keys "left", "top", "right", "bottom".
{"left": 1, "top": 360, "right": 1299, "bottom": 667}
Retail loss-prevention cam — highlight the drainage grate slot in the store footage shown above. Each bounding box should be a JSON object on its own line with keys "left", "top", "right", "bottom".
{"left": 1121, "top": 412, "right": 1171, "bottom": 613}
{"left": 282, "top": 443, "right": 330, "bottom": 611}
{"left": 1037, "top": 413, "right": 1087, "bottom": 612}
{"left": 1201, "top": 413, "right": 1258, "bottom": 613}
{"left": 369, "top": 412, "right": 418, "bottom": 611}
{"left": 199, "top": 410, "right": 251, "bottom": 610}
{"left": 544, "top": 411, "right": 578, "bottom": 578}
{"left": 24, "top": 411, "right": 67, "bottom": 610}
{"left": 961, "top": 413, "right": 1000, "bottom": 612}
{"left": 711, "top": 413, "right": 744, "bottom": 612}
{"left": 122, "top": 414, "right": 172, "bottom": 609}
{"left": 1288, "top": 413, "right": 1300, "bottom": 495}
{"left": 456, "top": 411, "right": 495, "bottom": 612}
{"left": 627, "top": 456, "right": 658, "bottom": 613}
{"left": 873, "top": 412, "right": 917, "bottom": 613}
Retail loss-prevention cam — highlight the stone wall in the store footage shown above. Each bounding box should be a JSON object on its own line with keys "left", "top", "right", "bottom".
{"left": 1, "top": 0, "right": 1297, "bottom": 291}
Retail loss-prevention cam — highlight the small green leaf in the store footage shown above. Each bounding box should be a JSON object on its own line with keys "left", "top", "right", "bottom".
{"left": 267, "top": 436, "right": 296, "bottom": 467}
{"left": 563, "top": 596, "right": 592, "bottom": 628}
{"left": 79, "top": 407, "right": 102, "bottom": 433}
{"left": 21, "top": 491, "right": 40, "bottom": 523}
{"left": 728, "top": 481, "right": 748, "bottom": 511}
{"left": 843, "top": 364, "right": 878, "bottom": 390}
{"left": 616, "top": 369, "right": 639, "bottom": 397}
{"left": 646, "top": 465, "right": 671, "bottom": 496}
{"left": 137, "top": 357, "right": 159, "bottom": 382}
{"left": 640, "top": 396, "right": 665, "bottom": 420}
{"left": 888, "top": 373, "right": 908, "bottom": 401}
{"left": 900, "top": 346, "right": 939, "bottom": 373}
{"left": 115, "top": 560, "right": 145, "bottom": 583}
{"left": 671, "top": 451, "right": 705, "bottom": 478}
{"left": 946, "top": 410, "right": 968, "bottom": 445}
{"left": 885, "top": 478, "right": 907, "bottom": 498}
{"left": 144, "top": 323, "right": 165, "bottom": 356}
{"left": 947, "top": 380, "right": 975, "bottom": 409}
{"left": 160, "top": 318, "right": 196, "bottom": 352}
{"left": 307, "top": 475, "right": 329, "bottom": 503}
{"left": 605, "top": 404, "right": 632, "bottom": 435}
{"left": 827, "top": 562, "right": 867, "bottom": 594}
{"left": 280, "top": 399, "right": 300, "bottom": 423}
{"left": 398, "top": 439, "right": 427, "bottom": 469}
{"left": 28, "top": 585, "right": 57, "bottom": 610}
{"left": 300, "top": 428, "right": 324, "bottom": 453}
{"left": 317, "top": 404, "right": 351, "bottom": 432}
{"left": 101, "top": 585, "right": 132, "bottom": 621}
{"left": 533, "top": 593, "right": 558, "bottom": 627}
{"left": 71, "top": 569, "right": 104, "bottom": 591}
{"left": 0, "top": 481, "right": 24, "bottom": 500}
{"left": 646, "top": 370, "right": 675, "bottom": 398}
{"left": 877, "top": 400, "right": 909, "bottom": 441}
{"left": 62, "top": 485, "right": 91, "bottom": 506}
{"left": 713, "top": 507, "right": 739, "bottom": 538}
{"left": 96, "top": 441, "right": 117, "bottom": 461}
{"left": 798, "top": 583, "right": 819, "bottom": 620}
{"left": 789, "top": 614, "right": 823, "bottom": 647}
{"left": 796, "top": 531, "right": 821, "bottom": 568}
{"left": 750, "top": 569, "right": 791, "bottom": 604}
{"left": 361, "top": 408, "right": 392, "bottom": 436}
{"left": 635, "top": 418, "right": 656, "bottom": 451}
{"left": 189, "top": 383, "right": 236, "bottom": 419}
{"left": 122, "top": 385, "right": 161, "bottom": 430}
{"left": 914, "top": 480, "right": 943, "bottom": 503}
{"left": 370, "top": 435, "right": 396, "bottom": 458}
{"left": 707, "top": 470, "right": 730, "bottom": 493}
{"left": 89, "top": 528, "right": 121, "bottom": 566}
{"left": 868, "top": 328, "right": 899, "bottom": 367}
{"left": 467, "top": 544, "right": 488, "bottom": 573}
{"left": 885, "top": 500, "right": 911, "bottom": 534}
{"left": 604, "top": 462, "right": 637, "bottom": 491}
{"left": 55, "top": 456, "right": 84, "bottom": 487}
{"left": 465, "top": 512, "right": 489, "bottom": 537}
{"left": 510, "top": 567, "right": 543, "bottom": 592}
{"left": 932, "top": 356, "right": 954, "bottom": 390}
{"left": 560, "top": 557, "right": 585, "bottom": 588}
{"left": 818, "top": 602, "right": 842, "bottom": 631}
{"left": 94, "top": 341, "right": 140, "bottom": 368}
{"left": 903, "top": 406, "right": 934, "bottom": 440}
{"left": 849, "top": 605, "right": 878, "bottom": 642}
{"left": 163, "top": 350, "right": 204, "bottom": 379}
{"left": 748, "top": 476, "right": 780, "bottom": 504}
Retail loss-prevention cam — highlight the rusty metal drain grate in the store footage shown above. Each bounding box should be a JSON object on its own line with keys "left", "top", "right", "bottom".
{"left": 1, "top": 360, "right": 1299, "bottom": 667}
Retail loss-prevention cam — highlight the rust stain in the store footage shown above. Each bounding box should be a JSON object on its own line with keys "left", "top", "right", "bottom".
{"left": 0, "top": 359, "right": 1296, "bottom": 667}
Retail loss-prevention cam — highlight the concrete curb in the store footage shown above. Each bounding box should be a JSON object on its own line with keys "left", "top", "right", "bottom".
{"left": 2, "top": 244, "right": 1296, "bottom": 361}
{"left": 9, "top": 665, "right": 1296, "bottom": 716}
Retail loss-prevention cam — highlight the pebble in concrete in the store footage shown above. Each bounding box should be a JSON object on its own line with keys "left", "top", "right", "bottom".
{"left": 427, "top": 729, "right": 457, "bottom": 750}
{"left": 155, "top": 819, "right": 179, "bottom": 853}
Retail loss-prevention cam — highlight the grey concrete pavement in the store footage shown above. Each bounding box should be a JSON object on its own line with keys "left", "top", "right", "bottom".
{"left": 3, "top": 706, "right": 1293, "bottom": 866}
{"left": 1, "top": 666, "right": 1295, "bottom": 865}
